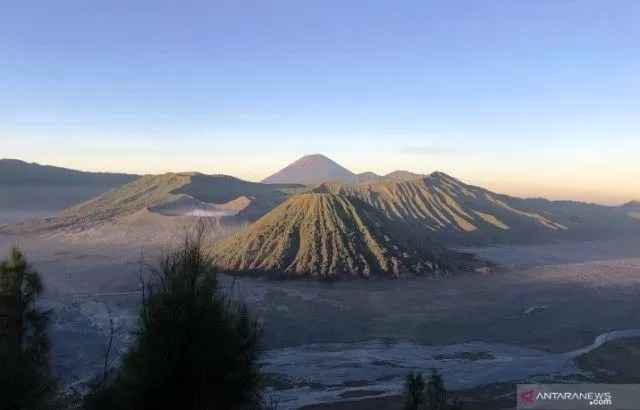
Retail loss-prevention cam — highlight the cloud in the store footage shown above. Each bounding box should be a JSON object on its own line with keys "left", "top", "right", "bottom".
{"left": 399, "top": 146, "right": 453, "bottom": 155}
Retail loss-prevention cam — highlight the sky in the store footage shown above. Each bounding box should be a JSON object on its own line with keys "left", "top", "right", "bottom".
{"left": 1, "top": 1, "right": 639, "bottom": 205}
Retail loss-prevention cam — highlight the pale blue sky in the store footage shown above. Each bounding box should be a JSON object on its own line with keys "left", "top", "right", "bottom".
{"left": 1, "top": 1, "right": 639, "bottom": 204}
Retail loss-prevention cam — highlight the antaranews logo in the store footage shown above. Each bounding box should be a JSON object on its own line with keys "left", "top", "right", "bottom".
{"left": 520, "top": 389, "right": 535, "bottom": 404}
{"left": 517, "top": 384, "right": 626, "bottom": 409}
{"left": 535, "top": 392, "right": 612, "bottom": 406}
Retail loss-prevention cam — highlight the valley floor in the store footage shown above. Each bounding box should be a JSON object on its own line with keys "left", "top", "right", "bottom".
{"left": 1, "top": 227, "right": 640, "bottom": 409}
{"left": 303, "top": 337, "right": 640, "bottom": 410}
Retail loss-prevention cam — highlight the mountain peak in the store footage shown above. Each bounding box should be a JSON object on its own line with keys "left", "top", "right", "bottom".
{"left": 261, "top": 154, "right": 355, "bottom": 185}
{"left": 294, "top": 153, "right": 332, "bottom": 163}
{"left": 426, "top": 170, "right": 459, "bottom": 181}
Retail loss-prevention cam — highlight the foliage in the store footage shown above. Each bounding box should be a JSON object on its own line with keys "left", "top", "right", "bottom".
{"left": 424, "top": 368, "right": 447, "bottom": 410}
{"left": 404, "top": 371, "right": 426, "bottom": 410}
{"left": 0, "top": 247, "right": 66, "bottom": 409}
{"left": 403, "top": 368, "right": 465, "bottom": 410}
{"left": 84, "top": 222, "right": 276, "bottom": 409}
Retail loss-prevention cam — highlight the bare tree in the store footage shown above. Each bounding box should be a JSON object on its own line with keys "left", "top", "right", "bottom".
{"left": 100, "top": 304, "right": 119, "bottom": 390}
{"left": 82, "top": 303, "right": 122, "bottom": 409}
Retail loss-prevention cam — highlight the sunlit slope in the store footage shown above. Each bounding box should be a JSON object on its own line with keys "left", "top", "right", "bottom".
{"left": 3, "top": 173, "right": 300, "bottom": 232}
{"left": 211, "top": 193, "right": 488, "bottom": 279}
{"left": 308, "top": 172, "right": 640, "bottom": 245}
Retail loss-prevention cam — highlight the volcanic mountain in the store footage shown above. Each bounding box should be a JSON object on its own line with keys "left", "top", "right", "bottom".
{"left": 210, "top": 193, "right": 489, "bottom": 279}
{"left": 261, "top": 154, "right": 425, "bottom": 185}
{"left": 3, "top": 172, "right": 302, "bottom": 233}
{"left": 261, "top": 154, "right": 355, "bottom": 185}
{"left": 5, "top": 155, "right": 638, "bottom": 245}
{"left": 307, "top": 172, "right": 640, "bottom": 245}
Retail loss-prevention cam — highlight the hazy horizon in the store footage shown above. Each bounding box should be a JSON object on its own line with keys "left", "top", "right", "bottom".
{"left": 2, "top": 153, "right": 636, "bottom": 206}
{"left": 2, "top": 1, "right": 639, "bottom": 205}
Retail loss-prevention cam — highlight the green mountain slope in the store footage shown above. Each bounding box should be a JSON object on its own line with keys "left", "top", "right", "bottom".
{"left": 307, "top": 172, "right": 640, "bottom": 245}
{"left": 3, "top": 173, "right": 301, "bottom": 232}
{"left": 211, "top": 193, "right": 489, "bottom": 279}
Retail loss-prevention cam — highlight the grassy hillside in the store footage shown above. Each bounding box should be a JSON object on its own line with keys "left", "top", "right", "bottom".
{"left": 211, "top": 193, "right": 489, "bottom": 279}
{"left": 307, "top": 172, "right": 640, "bottom": 245}
{"left": 3, "top": 173, "right": 301, "bottom": 232}
{"left": 0, "top": 158, "right": 137, "bottom": 186}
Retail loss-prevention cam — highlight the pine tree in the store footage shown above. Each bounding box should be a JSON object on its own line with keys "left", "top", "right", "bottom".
{"left": 404, "top": 371, "right": 426, "bottom": 410}
{"left": 403, "top": 368, "right": 465, "bottom": 410}
{"left": 425, "top": 368, "right": 447, "bottom": 410}
{"left": 85, "top": 222, "right": 274, "bottom": 409}
{"left": 0, "top": 246, "right": 63, "bottom": 409}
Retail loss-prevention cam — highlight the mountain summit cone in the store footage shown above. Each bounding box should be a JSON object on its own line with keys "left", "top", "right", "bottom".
{"left": 261, "top": 154, "right": 355, "bottom": 185}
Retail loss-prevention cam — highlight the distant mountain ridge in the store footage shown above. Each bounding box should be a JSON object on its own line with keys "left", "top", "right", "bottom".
{"left": 621, "top": 200, "right": 640, "bottom": 210}
{"left": 621, "top": 200, "right": 640, "bottom": 220}
{"left": 0, "top": 158, "right": 138, "bottom": 186}
{"left": 2, "top": 173, "right": 301, "bottom": 233}
{"left": 261, "top": 154, "right": 424, "bottom": 185}
{"left": 350, "top": 171, "right": 381, "bottom": 184}
{"left": 382, "top": 170, "right": 424, "bottom": 180}
{"left": 3, "top": 155, "right": 639, "bottom": 247}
